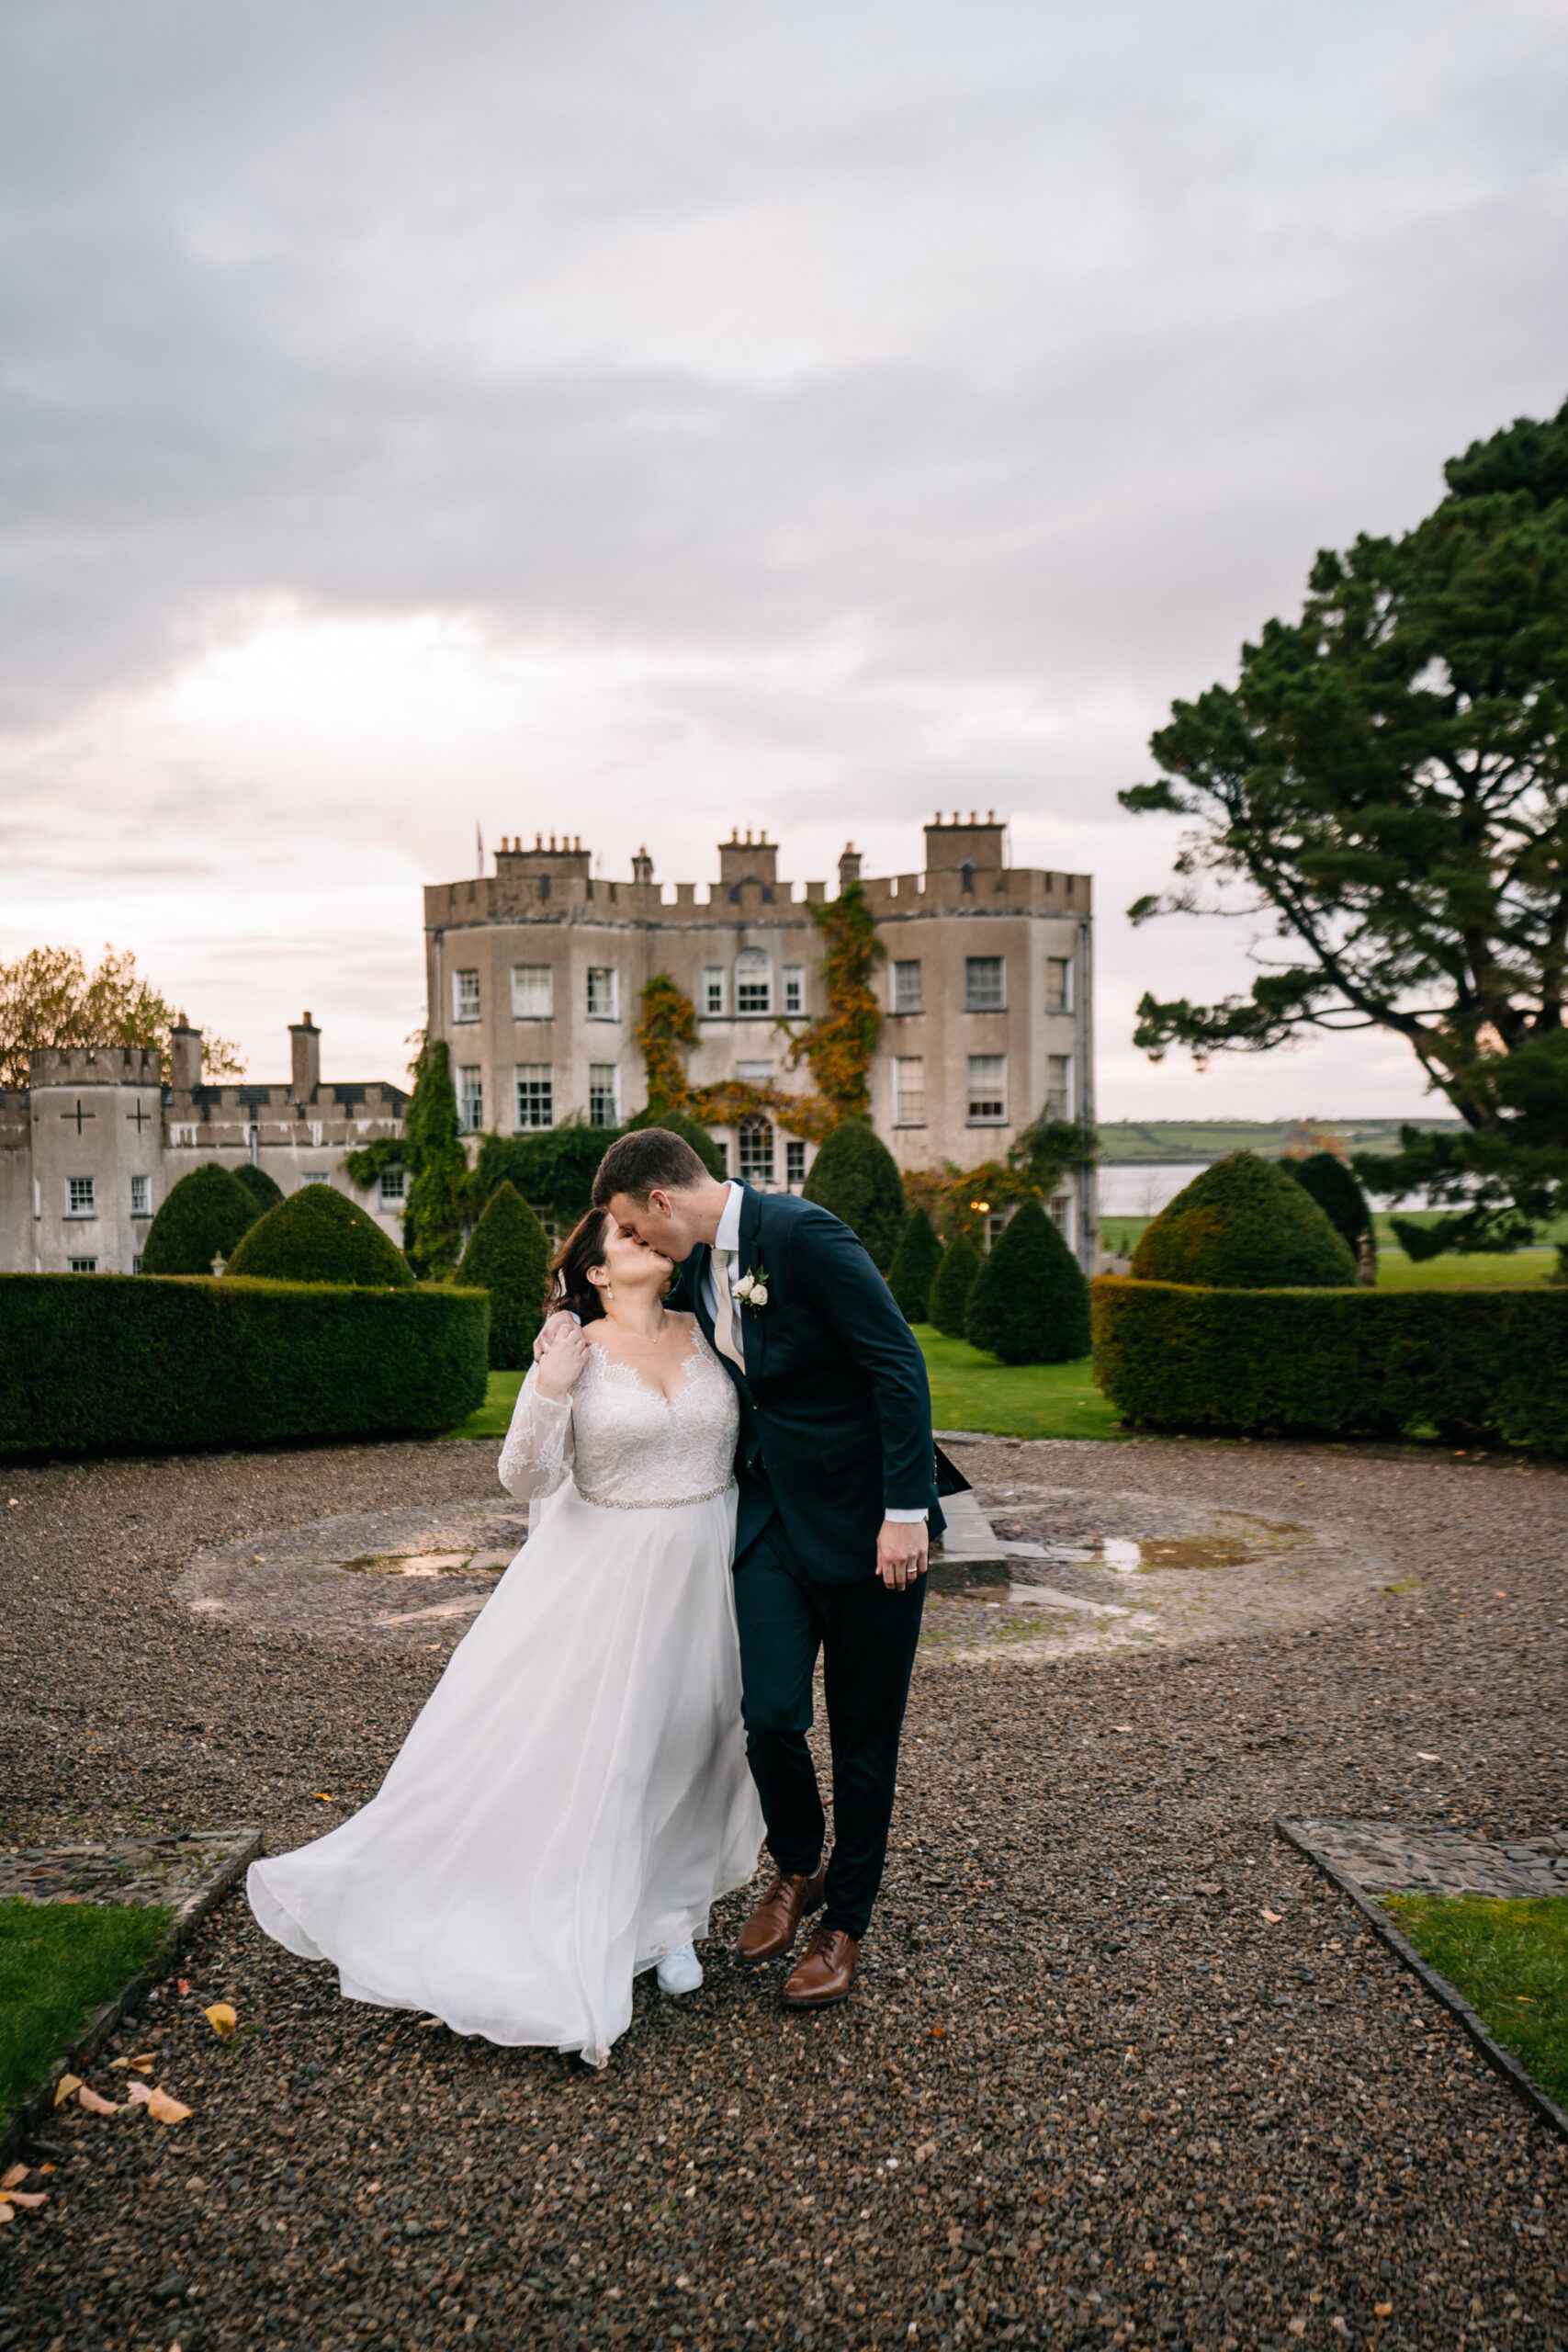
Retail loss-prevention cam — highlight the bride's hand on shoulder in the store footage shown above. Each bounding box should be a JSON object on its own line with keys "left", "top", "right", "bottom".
{"left": 533, "top": 1308, "right": 580, "bottom": 1363}
{"left": 535, "top": 1322, "right": 592, "bottom": 1402}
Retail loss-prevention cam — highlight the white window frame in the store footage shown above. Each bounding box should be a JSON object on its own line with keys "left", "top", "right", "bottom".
{"left": 892, "top": 959, "right": 922, "bottom": 1014}
{"left": 785, "top": 1136, "right": 807, "bottom": 1188}
{"left": 966, "top": 1053, "right": 1007, "bottom": 1125}
{"left": 453, "top": 968, "right": 481, "bottom": 1023}
{"left": 457, "top": 1065, "right": 484, "bottom": 1134}
{"left": 65, "top": 1175, "right": 96, "bottom": 1218}
{"left": 964, "top": 956, "right": 1005, "bottom": 1012}
{"left": 130, "top": 1173, "right": 151, "bottom": 1218}
{"left": 1046, "top": 956, "right": 1072, "bottom": 1012}
{"left": 892, "top": 1057, "right": 926, "bottom": 1128}
{"left": 378, "top": 1166, "right": 408, "bottom": 1207}
{"left": 515, "top": 1065, "right": 554, "bottom": 1131}
{"left": 511, "top": 965, "right": 554, "bottom": 1019}
{"left": 586, "top": 967, "right": 620, "bottom": 1021}
{"left": 737, "top": 1112, "right": 774, "bottom": 1184}
{"left": 702, "top": 966, "right": 726, "bottom": 1016}
{"left": 68, "top": 1256, "right": 98, "bottom": 1273}
{"left": 782, "top": 965, "right": 805, "bottom": 1015}
{"left": 588, "top": 1062, "right": 621, "bottom": 1129}
{"left": 735, "top": 949, "right": 772, "bottom": 1016}
{"left": 1046, "top": 1054, "right": 1072, "bottom": 1120}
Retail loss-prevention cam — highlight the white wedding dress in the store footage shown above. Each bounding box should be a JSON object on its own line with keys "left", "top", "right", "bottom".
{"left": 246, "top": 1327, "right": 763, "bottom": 2066}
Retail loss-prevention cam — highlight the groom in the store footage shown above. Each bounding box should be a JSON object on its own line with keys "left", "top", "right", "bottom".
{"left": 546, "top": 1126, "right": 945, "bottom": 2009}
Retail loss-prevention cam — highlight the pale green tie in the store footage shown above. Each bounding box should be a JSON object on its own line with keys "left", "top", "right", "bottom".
{"left": 712, "top": 1247, "right": 746, "bottom": 1372}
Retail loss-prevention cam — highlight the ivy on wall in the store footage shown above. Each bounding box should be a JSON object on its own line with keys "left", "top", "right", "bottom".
{"left": 784, "top": 880, "right": 886, "bottom": 1124}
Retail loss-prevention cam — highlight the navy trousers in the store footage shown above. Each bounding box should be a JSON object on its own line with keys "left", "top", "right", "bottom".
{"left": 732, "top": 1511, "right": 925, "bottom": 1941}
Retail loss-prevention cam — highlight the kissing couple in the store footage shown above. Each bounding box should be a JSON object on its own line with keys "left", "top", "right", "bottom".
{"left": 248, "top": 1127, "right": 954, "bottom": 2067}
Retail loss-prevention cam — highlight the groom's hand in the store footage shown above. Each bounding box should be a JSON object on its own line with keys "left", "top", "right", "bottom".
{"left": 533, "top": 1309, "right": 579, "bottom": 1363}
{"left": 876, "top": 1519, "right": 929, "bottom": 1592}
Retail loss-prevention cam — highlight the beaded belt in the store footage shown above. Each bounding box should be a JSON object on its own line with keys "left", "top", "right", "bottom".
{"left": 577, "top": 1479, "right": 735, "bottom": 1511}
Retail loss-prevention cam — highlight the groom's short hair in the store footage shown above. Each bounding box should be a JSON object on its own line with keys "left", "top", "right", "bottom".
{"left": 592, "top": 1128, "right": 711, "bottom": 1207}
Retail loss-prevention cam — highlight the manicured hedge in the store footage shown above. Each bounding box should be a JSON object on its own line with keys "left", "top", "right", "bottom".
{"left": 802, "top": 1120, "right": 907, "bottom": 1272}
{"left": 140, "top": 1163, "right": 258, "bottom": 1276}
{"left": 1131, "top": 1150, "right": 1357, "bottom": 1288}
{"left": 0, "top": 1275, "right": 489, "bottom": 1457}
{"left": 966, "top": 1197, "right": 1090, "bottom": 1364}
{"left": 1092, "top": 1276, "right": 1568, "bottom": 1452}
{"left": 457, "top": 1180, "right": 550, "bottom": 1368}
{"left": 227, "top": 1182, "right": 414, "bottom": 1287}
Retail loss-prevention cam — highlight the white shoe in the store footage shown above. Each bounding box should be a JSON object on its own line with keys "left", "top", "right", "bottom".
{"left": 657, "top": 1941, "right": 703, "bottom": 1996}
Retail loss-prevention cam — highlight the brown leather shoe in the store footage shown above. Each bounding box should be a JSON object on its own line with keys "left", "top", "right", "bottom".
{"left": 735, "top": 1864, "right": 827, "bottom": 1966}
{"left": 782, "top": 1925, "right": 860, "bottom": 2008}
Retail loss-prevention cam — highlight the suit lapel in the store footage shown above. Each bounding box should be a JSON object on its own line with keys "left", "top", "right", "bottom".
{"left": 736, "top": 1187, "right": 766, "bottom": 1380}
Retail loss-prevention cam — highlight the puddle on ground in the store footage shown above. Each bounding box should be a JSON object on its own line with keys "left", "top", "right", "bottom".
{"left": 1093, "top": 1536, "right": 1258, "bottom": 1574}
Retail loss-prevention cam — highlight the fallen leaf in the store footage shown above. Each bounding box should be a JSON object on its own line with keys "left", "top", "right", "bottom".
{"left": 1375, "top": 2304, "right": 1393, "bottom": 2320}
{"left": 127, "top": 2080, "right": 152, "bottom": 2105}
{"left": 178, "top": 1978, "right": 192, "bottom": 1996}
{"left": 1260, "top": 1908, "right": 1283, "bottom": 1923}
{"left": 130, "top": 2051, "right": 156, "bottom": 2070}
{"left": 39, "top": 2165, "right": 55, "bottom": 2176}
{"left": 202, "top": 2003, "right": 238, "bottom": 2039}
{"left": 146, "top": 2086, "right": 193, "bottom": 2126}
{"left": 78, "top": 2085, "right": 121, "bottom": 2115}
{"left": 0, "top": 2206, "right": 12, "bottom": 2226}
{"left": 931, "top": 2024, "right": 945, "bottom": 2038}
{"left": 1111, "top": 1724, "right": 1135, "bottom": 1733}
{"left": 1416, "top": 1751, "right": 1442, "bottom": 1762}
{"left": 0, "top": 2165, "right": 26, "bottom": 2191}
{"left": 316, "top": 1792, "right": 333, "bottom": 1802}
{"left": 6, "top": 2191, "right": 47, "bottom": 2211}
{"left": 53, "top": 2074, "right": 83, "bottom": 2109}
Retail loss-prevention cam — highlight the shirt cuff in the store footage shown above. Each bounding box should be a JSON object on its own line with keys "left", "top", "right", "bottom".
{"left": 884, "top": 1507, "right": 929, "bottom": 1523}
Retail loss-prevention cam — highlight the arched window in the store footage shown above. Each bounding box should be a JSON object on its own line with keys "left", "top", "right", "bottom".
{"left": 737, "top": 1113, "right": 774, "bottom": 1185}
{"left": 735, "top": 948, "right": 772, "bottom": 1015}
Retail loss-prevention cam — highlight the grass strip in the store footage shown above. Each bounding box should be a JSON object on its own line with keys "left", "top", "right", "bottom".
{"left": 0, "top": 1897, "right": 174, "bottom": 2119}
{"left": 1382, "top": 1892, "right": 1568, "bottom": 2109}
{"left": 443, "top": 1339, "right": 1124, "bottom": 1446}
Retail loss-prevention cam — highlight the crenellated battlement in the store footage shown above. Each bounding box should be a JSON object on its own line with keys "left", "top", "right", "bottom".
{"left": 28, "top": 1045, "right": 163, "bottom": 1087}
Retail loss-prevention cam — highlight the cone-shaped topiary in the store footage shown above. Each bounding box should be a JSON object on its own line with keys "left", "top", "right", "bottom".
{"left": 1131, "top": 1150, "right": 1357, "bottom": 1288}
{"left": 624, "top": 1102, "right": 726, "bottom": 1179}
{"left": 232, "top": 1162, "right": 285, "bottom": 1216}
{"left": 886, "top": 1207, "right": 943, "bottom": 1324}
{"left": 140, "top": 1162, "right": 259, "bottom": 1276}
{"left": 403, "top": 1038, "right": 468, "bottom": 1281}
{"left": 1281, "top": 1149, "right": 1371, "bottom": 1255}
{"left": 801, "top": 1118, "right": 906, "bottom": 1272}
{"left": 227, "top": 1182, "right": 415, "bottom": 1287}
{"left": 927, "top": 1230, "right": 982, "bottom": 1338}
{"left": 457, "top": 1181, "right": 551, "bottom": 1367}
{"left": 964, "top": 1197, "right": 1091, "bottom": 1363}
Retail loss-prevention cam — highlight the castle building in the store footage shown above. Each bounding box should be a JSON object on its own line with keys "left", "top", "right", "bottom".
{"left": 425, "top": 814, "right": 1098, "bottom": 1266}
{"left": 0, "top": 1016, "right": 409, "bottom": 1276}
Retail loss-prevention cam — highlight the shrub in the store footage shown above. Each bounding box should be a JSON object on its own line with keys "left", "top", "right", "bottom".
{"left": 801, "top": 1119, "right": 906, "bottom": 1272}
{"left": 927, "top": 1231, "right": 982, "bottom": 1339}
{"left": 226, "top": 1183, "right": 414, "bottom": 1287}
{"left": 886, "top": 1208, "right": 943, "bottom": 1323}
{"left": 1283, "top": 1150, "right": 1371, "bottom": 1254}
{"left": 231, "top": 1163, "right": 285, "bottom": 1216}
{"left": 0, "top": 1275, "right": 488, "bottom": 1456}
{"left": 140, "top": 1163, "right": 259, "bottom": 1276}
{"left": 1131, "top": 1150, "right": 1356, "bottom": 1288}
{"left": 403, "top": 1038, "right": 468, "bottom": 1279}
{"left": 1092, "top": 1277, "right": 1568, "bottom": 1452}
{"left": 469, "top": 1123, "right": 616, "bottom": 1234}
{"left": 624, "top": 1104, "right": 725, "bottom": 1179}
{"left": 457, "top": 1181, "right": 551, "bottom": 1368}
{"left": 964, "top": 1197, "right": 1091, "bottom": 1363}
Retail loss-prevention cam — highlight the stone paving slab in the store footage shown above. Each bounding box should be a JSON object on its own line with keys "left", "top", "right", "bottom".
{"left": 1289, "top": 1815, "right": 1568, "bottom": 1898}
{"left": 0, "top": 1826, "right": 257, "bottom": 1909}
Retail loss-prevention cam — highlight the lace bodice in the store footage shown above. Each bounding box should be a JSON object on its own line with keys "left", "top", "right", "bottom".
{"left": 499, "top": 1327, "right": 739, "bottom": 1516}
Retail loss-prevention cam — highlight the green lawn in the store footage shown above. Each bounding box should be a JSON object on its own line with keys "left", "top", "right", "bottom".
{"left": 1383, "top": 1893, "right": 1568, "bottom": 2109}
{"left": 1100, "top": 1213, "right": 1558, "bottom": 1288}
{"left": 1, "top": 1898, "right": 173, "bottom": 2120}
{"left": 444, "top": 1337, "right": 1121, "bottom": 1446}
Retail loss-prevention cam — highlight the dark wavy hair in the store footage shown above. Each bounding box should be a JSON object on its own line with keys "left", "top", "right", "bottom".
{"left": 547, "top": 1209, "right": 613, "bottom": 1325}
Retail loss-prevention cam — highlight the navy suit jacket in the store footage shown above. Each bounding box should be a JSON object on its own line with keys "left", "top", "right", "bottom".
{"left": 670, "top": 1185, "right": 946, "bottom": 1583}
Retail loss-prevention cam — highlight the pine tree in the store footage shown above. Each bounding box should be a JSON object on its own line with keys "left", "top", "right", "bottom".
{"left": 964, "top": 1197, "right": 1091, "bottom": 1364}
{"left": 800, "top": 1117, "right": 906, "bottom": 1272}
{"left": 457, "top": 1182, "right": 552, "bottom": 1368}
{"left": 140, "top": 1162, "right": 258, "bottom": 1276}
{"left": 886, "top": 1207, "right": 943, "bottom": 1324}
{"left": 402, "top": 1038, "right": 469, "bottom": 1280}
{"left": 927, "top": 1231, "right": 982, "bottom": 1339}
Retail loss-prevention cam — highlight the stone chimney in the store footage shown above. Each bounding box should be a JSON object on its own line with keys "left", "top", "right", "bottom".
{"left": 716, "top": 828, "right": 780, "bottom": 889}
{"left": 631, "top": 845, "right": 654, "bottom": 886}
{"left": 169, "top": 1018, "right": 203, "bottom": 1094}
{"left": 838, "top": 842, "right": 863, "bottom": 888}
{"left": 289, "top": 1012, "right": 321, "bottom": 1104}
{"left": 923, "top": 811, "right": 1007, "bottom": 871}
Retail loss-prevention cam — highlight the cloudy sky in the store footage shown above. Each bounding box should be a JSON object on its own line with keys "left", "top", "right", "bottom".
{"left": 2, "top": 0, "right": 1564, "bottom": 1117}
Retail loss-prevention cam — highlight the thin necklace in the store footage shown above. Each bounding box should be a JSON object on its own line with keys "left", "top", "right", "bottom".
{"left": 600, "top": 1308, "right": 672, "bottom": 1352}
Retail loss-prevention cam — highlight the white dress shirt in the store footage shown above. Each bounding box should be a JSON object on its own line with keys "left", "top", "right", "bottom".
{"left": 714, "top": 1182, "right": 925, "bottom": 1524}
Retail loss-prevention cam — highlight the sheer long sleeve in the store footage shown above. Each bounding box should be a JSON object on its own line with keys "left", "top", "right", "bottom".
{"left": 498, "top": 1367, "right": 575, "bottom": 1526}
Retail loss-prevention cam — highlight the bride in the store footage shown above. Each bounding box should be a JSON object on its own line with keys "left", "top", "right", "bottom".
{"left": 246, "top": 1207, "right": 763, "bottom": 2067}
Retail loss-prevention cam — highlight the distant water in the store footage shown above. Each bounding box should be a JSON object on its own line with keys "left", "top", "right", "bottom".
{"left": 1098, "top": 1159, "right": 1428, "bottom": 1220}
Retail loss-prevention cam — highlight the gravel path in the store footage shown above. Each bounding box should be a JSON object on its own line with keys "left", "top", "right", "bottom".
{"left": 1, "top": 1434, "right": 1564, "bottom": 2352}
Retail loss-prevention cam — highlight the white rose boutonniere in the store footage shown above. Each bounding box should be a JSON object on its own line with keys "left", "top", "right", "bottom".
{"left": 732, "top": 1263, "right": 771, "bottom": 1312}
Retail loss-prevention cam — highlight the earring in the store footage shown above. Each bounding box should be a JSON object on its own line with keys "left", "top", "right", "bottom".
{"left": 604, "top": 1282, "right": 614, "bottom": 1299}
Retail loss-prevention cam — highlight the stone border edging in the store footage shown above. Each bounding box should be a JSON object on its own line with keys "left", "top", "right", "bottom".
{"left": 1275, "top": 1815, "right": 1568, "bottom": 2145}
{"left": 1, "top": 1824, "right": 263, "bottom": 2166}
